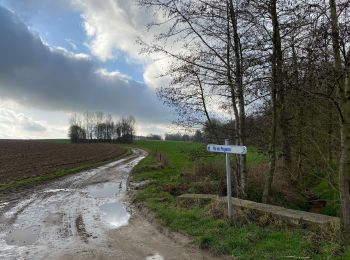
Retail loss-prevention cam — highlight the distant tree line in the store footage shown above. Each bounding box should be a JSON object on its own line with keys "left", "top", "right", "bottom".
{"left": 165, "top": 130, "right": 203, "bottom": 142}
{"left": 135, "top": 130, "right": 204, "bottom": 143}
{"left": 68, "top": 111, "right": 135, "bottom": 144}
{"left": 145, "top": 134, "right": 162, "bottom": 141}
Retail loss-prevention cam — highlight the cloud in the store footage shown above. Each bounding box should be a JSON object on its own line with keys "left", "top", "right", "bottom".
{"left": 17, "top": 114, "right": 47, "bottom": 132}
{"left": 65, "top": 38, "right": 78, "bottom": 50}
{"left": 72, "top": 0, "right": 152, "bottom": 62}
{"left": 0, "top": 6, "right": 170, "bottom": 125}
{"left": 1, "top": 0, "right": 73, "bottom": 16}
{"left": 73, "top": 0, "right": 191, "bottom": 94}
{"left": 0, "top": 108, "right": 47, "bottom": 138}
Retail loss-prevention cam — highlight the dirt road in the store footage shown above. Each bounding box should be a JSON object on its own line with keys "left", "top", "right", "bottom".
{"left": 0, "top": 149, "right": 227, "bottom": 260}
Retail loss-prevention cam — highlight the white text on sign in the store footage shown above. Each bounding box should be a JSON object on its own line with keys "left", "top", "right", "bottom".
{"left": 207, "top": 144, "right": 247, "bottom": 155}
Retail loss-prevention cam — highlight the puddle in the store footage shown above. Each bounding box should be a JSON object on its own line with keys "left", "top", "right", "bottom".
{"left": 44, "top": 189, "right": 69, "bottom": 193}
{"left": 43, "top": 212, "right": 64, "bottom": 226}
{"left": 5, "top": 225, "right": 40, "bottom": 246}
{"left": 0, "top": 215, "right": 11, "bottom": 224}
{"left": 99, "top": 202, "right": 130, "bottom": 228}
{"left": 86, "top": 182, "right": 120, "bottom": 198}
{"left": 146, "top": 254, "right": 164, "bottom": 260}
{"left": 0, "top": 202, "right": 9, "bottom": 209}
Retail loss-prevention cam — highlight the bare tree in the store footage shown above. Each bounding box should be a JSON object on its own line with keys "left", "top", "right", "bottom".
{"left": 68, "top": 112, "right": 136, "bottom": 144}
{"left": 138, "top": 0, "right": 249, "bottom": 197}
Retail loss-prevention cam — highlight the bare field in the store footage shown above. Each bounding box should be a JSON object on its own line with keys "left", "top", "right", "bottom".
{"left": 0, "top": 140, "right": 126, "bottom": 183}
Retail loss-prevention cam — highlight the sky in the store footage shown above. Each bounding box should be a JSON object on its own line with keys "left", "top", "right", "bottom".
{"left": 0, "top": 0, "right": 175, "bottom": 139}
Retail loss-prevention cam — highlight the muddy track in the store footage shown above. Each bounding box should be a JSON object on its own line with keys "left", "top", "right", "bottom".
{"left": 0, "top": 149, "right": 229, "bottom": 260}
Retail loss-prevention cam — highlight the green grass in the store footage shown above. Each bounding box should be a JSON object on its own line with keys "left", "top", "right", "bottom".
{"left": 132, "top": 140, "right": 348, "bottom": 259}
{"left": 38, "top": 139, "right": 70, "bottom": 144}
{"left": 313, "top": 178, "right": 340, "bottom": 216}
{"left": 246, "top": 147, "right": 269, "bottom": 166}
{"left": 134, "top": 140, "right": 267, "bottom": 166}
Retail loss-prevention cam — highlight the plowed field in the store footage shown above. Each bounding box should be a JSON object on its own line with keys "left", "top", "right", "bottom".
{"left": 0, "top": 140, "right": 126, "bottom": 183}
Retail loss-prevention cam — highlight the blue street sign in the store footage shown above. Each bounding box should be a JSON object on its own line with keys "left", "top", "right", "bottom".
{"left": 207, "top": 144, "right": 247, "bottom": 155}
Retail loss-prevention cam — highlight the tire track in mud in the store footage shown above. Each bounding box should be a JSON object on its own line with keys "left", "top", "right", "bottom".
{"left": 0, "top": 149, "right": 147, "bottom": 260}
{"left": 75, "top": 214, "right": 91, "bottom": 243}
{"left": 1, "top": 196, "right": 38, "bottom": 227}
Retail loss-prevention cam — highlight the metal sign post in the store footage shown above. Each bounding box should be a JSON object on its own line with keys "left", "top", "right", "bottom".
{"left": 207, "top": 140, "right": 247, "bottom": 217}
{"left": 225, "top": 139, "right": 233, "bottom": 217}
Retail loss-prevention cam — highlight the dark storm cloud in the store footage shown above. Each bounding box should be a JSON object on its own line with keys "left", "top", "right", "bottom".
{"left": 0, "top": 6, "right": 169, "bottom": 124}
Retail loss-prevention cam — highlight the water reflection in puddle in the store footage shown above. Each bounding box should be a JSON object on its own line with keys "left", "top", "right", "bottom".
{"left": 0, "top": 202, "right": 9, "bottom": 209}
{"left": 44, "top": 189, "right": 69, "bottom": 193}
{"left": 99, "top": 202, "right": 130, "bottom": 228}
{"left": 86, "top": 182, "right": 120, "bottom": 198}
{"left": 5, "top": 225, "right": 40, "bottom": 246}
{"left": 146, "top": 254, "right": 164, "bottom": 260}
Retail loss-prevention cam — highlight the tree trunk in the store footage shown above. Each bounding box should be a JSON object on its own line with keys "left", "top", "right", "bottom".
{"left": 195, "top": 73, "right": 220, "bottom": 144}
{"left": 280, "top": 97, "right": 292, "bottom": 174}
{"left": 263, "top": 85, "right": 277, "bottom": 203}
{"left": 339, "top": 101, "right": 350, "bottom": 233}
{"left": 329, "top": 0, "right": 350, "bottom": 233}
{"left": 339, "top": 61, "right": 350, "bottom": 233}
{"left": 225, "top": 1, "right": 244, "bottom": 197}
{"left": 273, "top": 0, "right": 288, "bottom": 176}
{"left": 263, "top": 0, "right": 281, "bottom": 203}
{"left": 228, "top": 0, "right": 247, "bottom": 197}
{"left": 292, "top": 43, "right": 303, "bottom": 181}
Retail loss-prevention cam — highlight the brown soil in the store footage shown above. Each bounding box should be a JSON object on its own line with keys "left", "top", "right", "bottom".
{"left": 0, "top": 140, "right": 126, "bottom": 183}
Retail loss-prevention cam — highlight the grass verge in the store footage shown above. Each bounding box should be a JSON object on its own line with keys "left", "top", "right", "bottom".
{"left": 132, "top": 140, "right": 350, "bottom": 259}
